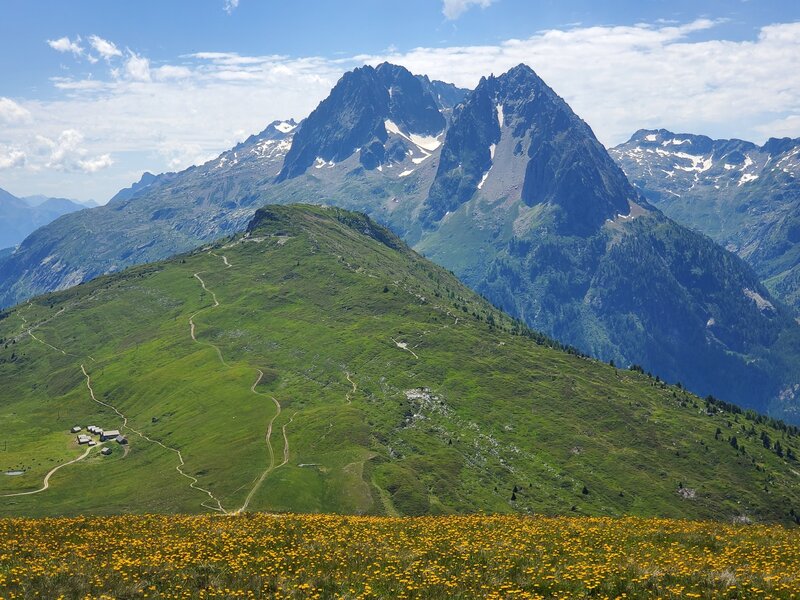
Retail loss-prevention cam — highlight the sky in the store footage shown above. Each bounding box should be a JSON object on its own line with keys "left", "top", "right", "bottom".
{"left": 1, "top": 0, "right": 799, "bottom": 202}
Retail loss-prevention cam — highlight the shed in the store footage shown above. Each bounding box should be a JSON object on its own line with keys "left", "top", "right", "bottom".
{"left": 101, "top": 447, "right": 112, "bottom": 456}
{"left": 71, "top": 426, "right": 82, "bottom": 433}
{"left": 100, "top": 430, "right": 121, "bottom": 442}
{"left": 77, "top": 434, "right": 92, "bottom": 444}
{"left": 115, "top": 435, "right": 128, "bottom": 445}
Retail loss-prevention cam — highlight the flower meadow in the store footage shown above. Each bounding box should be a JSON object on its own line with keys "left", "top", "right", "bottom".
{"left": 1, "top": 513, "right": 798, "bottom": 599}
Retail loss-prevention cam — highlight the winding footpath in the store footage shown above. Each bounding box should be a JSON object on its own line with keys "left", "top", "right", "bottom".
{"left": 80, "top": 364, "right": 227, "bottom": 513}
{"left": 391, "top": 338, "right": 419, "bottom": 359}
{"left": 189, "top": 272, "right": 228, "bottom": 367}
{"left": 0, "top": 446, "right": 94, "bottom": 498}
{"left": 345, "top": 372, "right": 357, "bottom": 404}
{"left": 4, "top": 249, "right": 290, "bottom": 514}
{"left": 17, "top": 306, "right": 69, "bottom": 350}
{"left": 210, "top": 251, "right": 233, "bottom": 269}
{"left": 236, "top": 370, "right": 283, "bottom": 514}
{"left": 280, "top": 413, "right": 294, "bottom": 468}
{"left": 189, "top": 254, "right": 292, "bottom": 514}
{"left": 0, "top": 309, "right": 97, "bottom": 498}
{"left": 11, "top": 300, "right": 226, "bottom": 510}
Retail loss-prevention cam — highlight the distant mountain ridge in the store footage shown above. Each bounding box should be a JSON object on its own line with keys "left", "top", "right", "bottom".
{"left": 1, "top": 64, "right": 799, "bottom": 421}
{"left": 611, "top": 129, "right": 800, "bottom": 311}
{"left": 21, "top": 194, "right": 98, "bottom": 208}
{"left": 0, "top": 187, "right": 89, "bottom": 250}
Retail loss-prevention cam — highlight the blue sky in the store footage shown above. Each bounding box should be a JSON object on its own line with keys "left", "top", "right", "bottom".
{"left": 1, "top": 0, "right": 799, "bottom": 201}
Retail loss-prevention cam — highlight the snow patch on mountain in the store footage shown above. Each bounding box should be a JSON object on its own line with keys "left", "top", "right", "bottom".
{"left": 314, "top": 158, "right": 336, "bottom": 169}
{"left": 383, "top": 119, "right": 403, "bottom": 136}
{"left": 409, "top": 133, "right": 441, "bottom": 152}
{"left": 661, "top": 151, "right": 713, "bottom": 173}
{"left": 274, "top": 121, "right": 296, "bottom": 133}
{"left": 738, "top": 173, "right": 759, "bottom": 186}
{"left": 384, "top": 119, "right": 442, "bottom": 152}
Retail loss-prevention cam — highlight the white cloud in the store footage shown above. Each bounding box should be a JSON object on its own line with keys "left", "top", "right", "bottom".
{"left": 368, "top": 19, "right": 800, "bottom": 144}
{"left": 88, "top": 35, "right": 122, "bottom": 61}
{"left": 51, "top": 78, "right": 109, "bottom": 92}
{"left": 124, "top": 52, "right": 151, "bottom": 82}
{"left": 6, "top": 19, "right": 800, "bottom": 201}
{"left": 47, "top": 36, "right": 83, "bottom": 57}
{"left": 78, "top": 153, "right": 114, "bottom": 172}
{"left": 0, "top": 97, "right": 32, "bottom": 124}
{"left": 154, "top": 65, "right": 192, "bottom": 81}
{"left": 33, "top": 129, "right": 114, "bottom": 173}
{"left": 442, "top": 0, "right": 496, "bottom": 20}
{"left": 224, "top": 0, "right": 239, "bottom": 15}
{"left": 0, "top": 146, "right": 26, "bottom": 170}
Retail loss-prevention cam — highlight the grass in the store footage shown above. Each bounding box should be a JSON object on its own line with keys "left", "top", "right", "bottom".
{"left": 0, "top": 204, "right": 799, "bottom": 523}
{"left": 1, "top": 512, "right": 799, "bottom": 598}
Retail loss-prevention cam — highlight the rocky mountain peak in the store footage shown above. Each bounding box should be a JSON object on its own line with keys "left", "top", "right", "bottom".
{"left": 276, "top": 63, "right": 445, "bottom": 181}
{"left": 422, "top": 63, "right": 637, "bottom": 233}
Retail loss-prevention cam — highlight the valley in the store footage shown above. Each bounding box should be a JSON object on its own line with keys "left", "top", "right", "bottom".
{"left": 612, "top": 129, "right": 800, "bottom": 312}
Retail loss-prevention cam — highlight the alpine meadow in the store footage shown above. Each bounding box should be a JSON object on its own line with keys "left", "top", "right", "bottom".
{"left": 2, "top": 2, "right": 800, "bottom": 598}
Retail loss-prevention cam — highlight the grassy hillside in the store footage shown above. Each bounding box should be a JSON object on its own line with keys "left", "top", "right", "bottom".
{"left": 1, "top": 205, "right": 799, "bottom": 522}
{"left": 416, "top": 199, "right": 800, "bottom": 423}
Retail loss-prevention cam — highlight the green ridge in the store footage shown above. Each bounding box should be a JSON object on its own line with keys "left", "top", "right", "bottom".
{"left": 1, "top": 204, "right": 798, "bottom": 523}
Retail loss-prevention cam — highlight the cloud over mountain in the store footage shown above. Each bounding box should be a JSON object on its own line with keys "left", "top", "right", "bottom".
{"left": 2, "top": 19, "right": 799, "bottom": 201}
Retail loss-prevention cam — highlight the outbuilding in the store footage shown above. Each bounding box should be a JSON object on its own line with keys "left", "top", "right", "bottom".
{"left": 100, "top": 429, "right": 121, "bottom": 442}
{"left": 115, "top": 435, "right": 128, "bottom": 445}
{"left": 101, "top": 447, "right": 112, "bottom": 456}
{"left": 77, "top": 434, "right": 92, "bottom": 445}
{"left": 71, "top": 426, "right": 82, "bottom": 433}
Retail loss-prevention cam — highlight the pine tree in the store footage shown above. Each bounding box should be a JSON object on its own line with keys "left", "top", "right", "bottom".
{"left": 774, "top": 441, "right": 784, "bottom": 458}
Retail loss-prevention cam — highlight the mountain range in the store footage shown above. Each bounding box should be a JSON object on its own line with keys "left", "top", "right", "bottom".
{"left": 611, "top": 130, "right": 800, "bottom": 312}
{"left": 0, "top": 187, "right": 93, "bottom": 250}
{"left": 2, "top": 204, "right": 798, "bottom": 522}
{"left": 0, "top": 63, "right": 799, "bottom": 422}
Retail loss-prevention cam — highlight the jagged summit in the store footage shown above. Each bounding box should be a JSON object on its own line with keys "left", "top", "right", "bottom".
{"left": 108, "top": 171, "right": 160, "bottom": 204}
{"left": 276, "top": 63, "right": 446, "bottom": 181}
{"left": 234, "top": 118, "right": 299, "bottom": 151}
{"left": 423, "top": 63, "right": 638, "bottom": 232}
